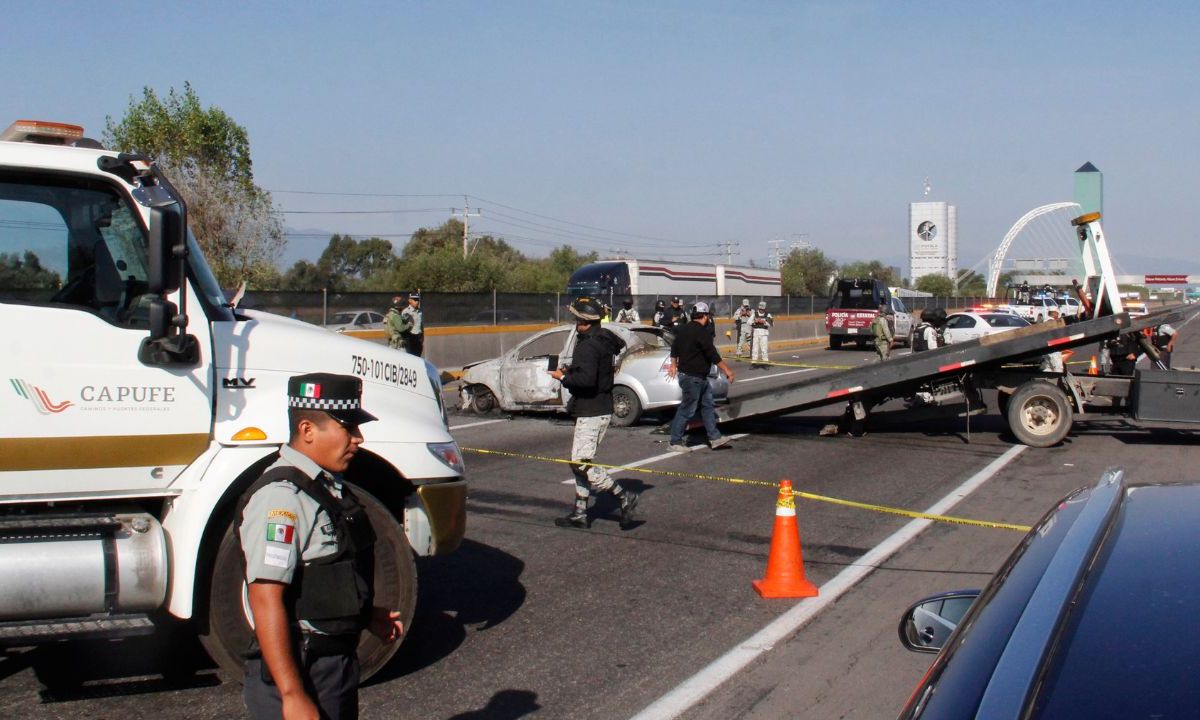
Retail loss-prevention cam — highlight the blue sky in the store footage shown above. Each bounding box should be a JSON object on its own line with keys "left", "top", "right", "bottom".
{"left": 4, "top": 2, "right": 1197, "bottom": 274}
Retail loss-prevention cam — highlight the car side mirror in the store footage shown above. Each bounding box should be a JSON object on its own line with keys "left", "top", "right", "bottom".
{"left": 898, "top": 590, "right": 979, "bottom": 654}
{"left": 547, "top": 355, "right": 559, "bottom": 372}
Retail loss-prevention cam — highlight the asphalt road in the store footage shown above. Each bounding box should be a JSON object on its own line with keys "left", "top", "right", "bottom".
{"left": 2, "top": 325, "right": 1198, "bottom": 719}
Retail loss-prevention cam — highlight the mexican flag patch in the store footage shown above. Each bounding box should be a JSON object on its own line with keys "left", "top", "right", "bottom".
{"left": 299, "top": 382, "right": 321, "bottom": 398}
{"left": 266, "top": 522, "right": 294, "bottom": 544}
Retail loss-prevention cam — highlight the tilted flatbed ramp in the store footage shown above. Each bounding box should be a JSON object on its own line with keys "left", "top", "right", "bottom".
{"left": 720, "top": 305, "right": 1199, "bottom": 422}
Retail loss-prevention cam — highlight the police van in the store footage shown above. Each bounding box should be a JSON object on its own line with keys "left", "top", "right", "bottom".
{"left": 0, "top": 120, "right": 466, "bottom": 680}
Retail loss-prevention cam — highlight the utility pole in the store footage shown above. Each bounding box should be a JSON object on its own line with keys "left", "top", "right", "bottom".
{"left": 767, "top": 239, "right": 784, "bottom": 269}
{"left": 453, "top": 196, "right": 480, "bottom": 258}
{"left": 721, "top": 240, "right": 740, "bottom": 265}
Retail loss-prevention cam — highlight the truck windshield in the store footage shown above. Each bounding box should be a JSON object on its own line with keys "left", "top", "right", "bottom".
{"left": 0, "top": 174, "right": 152, "bottom": 328}
{"left": 567, "top": 261, "right": 630, "bottom": 297}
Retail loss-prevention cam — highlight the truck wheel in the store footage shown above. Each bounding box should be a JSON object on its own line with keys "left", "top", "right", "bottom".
{"left": 199, "top": 484, "right": 417, "bottom": 683}
{"left": 1006, "top": 381, "right": 1072, "bottom": 447}
{"left": 470, "top": 385, "right": 497, "bottom": 414}
{"left": 829, "top": 336, "right": 842, "bottom": 350}
{"left": 997, "top": 390, "right": 1012, "bottom": 417}
{"left": 610, "top": 386, "right": 643, "bottom": 427}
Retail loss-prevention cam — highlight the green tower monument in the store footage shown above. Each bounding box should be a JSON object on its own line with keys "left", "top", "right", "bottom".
{"left": 1074, "top": 162, "right": 1102, "bottom": 216}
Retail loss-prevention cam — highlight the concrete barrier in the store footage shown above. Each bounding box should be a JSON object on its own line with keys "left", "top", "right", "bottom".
{"left": 346, "top": 316, "right": 830, "bottom": 371}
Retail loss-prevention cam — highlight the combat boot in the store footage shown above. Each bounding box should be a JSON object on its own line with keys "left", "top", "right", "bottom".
{"left": 555, "top": 511, "right": 589, "bottom": 529}
{"left": 619, "top": 490, "right": 640, "bottom": 528}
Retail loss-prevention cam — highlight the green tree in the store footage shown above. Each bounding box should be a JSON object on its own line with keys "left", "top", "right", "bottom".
{"left": 840, "top": 260, "right": 899, "bottom": 287}
{"left": 956, "top": 269, "right": 988, "bottom": 295}
{"left": 0, "top": 251, "right": 61, "bottom": 289}
{"left": 104, "top": 83, "right": 284, "bottom": 288}
{"left": 781, "top": 247, "right": 837, "bottom": 296}
{"left": 915, "top": 274, "right": 955, "bottom": 295}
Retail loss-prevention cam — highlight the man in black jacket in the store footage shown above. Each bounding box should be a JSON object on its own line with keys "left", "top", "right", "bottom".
{"left": 667, "top": 302, "right": 736, "bottom": 451}
{"left": 548, "top": 297, "right": 640, "bottom": 529}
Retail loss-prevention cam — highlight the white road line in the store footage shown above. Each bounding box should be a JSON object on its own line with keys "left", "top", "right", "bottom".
{"left": 734, "top": 368, "right": 814, "bottom": 385}
{"left": 627, "top": 443, "right": 1029, "bottom": 720}
{"left": 560, "top": 433, "right": 752, "bottom": 484}
{"left": 449, "top": 418, "right": 510, "bottom": 431}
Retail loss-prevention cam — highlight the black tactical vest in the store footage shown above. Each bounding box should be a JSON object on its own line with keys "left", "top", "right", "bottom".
{"left": 236, "top": 464, "right": 377, "bottom": 641}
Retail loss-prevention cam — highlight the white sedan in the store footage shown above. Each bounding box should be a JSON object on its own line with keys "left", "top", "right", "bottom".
{"left": 942, "top": 311, "right": 1031, "bottom": 345}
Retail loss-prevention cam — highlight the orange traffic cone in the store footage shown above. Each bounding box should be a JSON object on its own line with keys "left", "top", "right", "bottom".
{"left": 1088, "top": 355, "right": 1099, "bottom": 376}
{"left": 753, "top": 480, "right": 819, "bottom": 599}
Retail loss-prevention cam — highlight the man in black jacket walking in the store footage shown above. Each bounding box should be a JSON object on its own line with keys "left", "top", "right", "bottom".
{"left": 549, "top": 297, "right": 641, "bottom": 529}
{"left": 667, "top": 302, "right": 736, "bottom": 451}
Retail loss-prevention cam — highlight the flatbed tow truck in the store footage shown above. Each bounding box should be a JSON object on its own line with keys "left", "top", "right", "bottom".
{"left": 719, "top": 213, "right": 1200, "bottom": 447}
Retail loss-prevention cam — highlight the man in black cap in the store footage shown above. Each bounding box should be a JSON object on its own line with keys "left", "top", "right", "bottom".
{"left": 667, "top": 302, "right": 735, "bottom": 451}
{"left": 397, "top": 292, "right": 424, "bottom": 356}
{"left": 667, "top": 296, "right": 690, "bottom": 328}
{"left": 240, "top": 373, "right": 405, "bottom": 720}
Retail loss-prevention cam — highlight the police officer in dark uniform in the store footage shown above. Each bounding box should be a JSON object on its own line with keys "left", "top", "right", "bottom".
{"left": 240, "top": 373, "right": 405, "bottom": 720}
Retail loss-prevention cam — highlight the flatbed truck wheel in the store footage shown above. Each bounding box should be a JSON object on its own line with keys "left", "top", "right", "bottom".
{"left": 199, "top": 484, "right": 417, "bottom": 682}
{"left": 829, "top": 336, "right": 842, "bottom": 350}
{"left": 1006, "top": 381, "right": 1072, "bottom": 447}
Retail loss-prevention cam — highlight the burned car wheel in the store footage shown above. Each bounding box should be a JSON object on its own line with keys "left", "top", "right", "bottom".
{"left": 610, "top": 386, "right": 642, "bottom": 427}
{"left": 470, "top": 385, "right": 497, "bottom": 414}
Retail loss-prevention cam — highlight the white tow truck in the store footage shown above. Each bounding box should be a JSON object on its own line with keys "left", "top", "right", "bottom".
{"left": 0, "top": 120, "right": 466, "bottom": 680}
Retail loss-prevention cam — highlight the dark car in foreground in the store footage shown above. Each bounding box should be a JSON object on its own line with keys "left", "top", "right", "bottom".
{"left": 897, "top": 467, "right": 1200, "bottom": 718}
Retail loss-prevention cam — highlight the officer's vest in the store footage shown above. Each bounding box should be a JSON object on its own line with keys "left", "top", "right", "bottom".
{"left": 236, "top": 464, "right": 377, "bottom": 643}
{"left": 752, "top": 310, "right": 770, "bottom": 329}
{"left": 912, "top": 323, "right": 934, "bottom": 352}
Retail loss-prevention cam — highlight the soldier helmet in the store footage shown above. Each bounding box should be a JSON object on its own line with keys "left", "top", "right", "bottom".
{"left": 623, "top": 299, "right": 633, "bottom": 308}
{"left": 742, "top": 298, "right": 751, "bottom": 307}
{"left": 758, "top": 301, "right": 767, "bottom": 310}
{"left": 655, "top": 300, "right": 665, "bottom": 309}
{"left": 568, "top": 296, "right": 604, "bottom": 322}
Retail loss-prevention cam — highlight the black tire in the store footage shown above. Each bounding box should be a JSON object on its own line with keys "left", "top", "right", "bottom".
{"left": 1006, "top": 381, "right": 1072, "bottom": 447}
{"left": 610, "top": 385, "right": 642, "bottom": 427}
{"left": 470, "top": 385, "right": 497, "bottom": 414}
{"left": 829, "top": 336, "right": 842, "bottom": 350}
{"left": 198, "top": 484, "right": 417, "bottom": 683}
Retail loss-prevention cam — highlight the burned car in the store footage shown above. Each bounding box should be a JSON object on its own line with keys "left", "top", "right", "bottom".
{"left": 459, "top": 323, "right": 729, "bottom": 426}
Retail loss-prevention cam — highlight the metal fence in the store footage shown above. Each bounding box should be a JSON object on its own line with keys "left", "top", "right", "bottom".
{"left": 238, "top": 291, "right": 1009, "bottom": 327}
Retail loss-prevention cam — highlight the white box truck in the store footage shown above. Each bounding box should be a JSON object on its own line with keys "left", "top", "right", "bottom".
{"left": 0, "top": 120, "right": 466, "bottom": 680}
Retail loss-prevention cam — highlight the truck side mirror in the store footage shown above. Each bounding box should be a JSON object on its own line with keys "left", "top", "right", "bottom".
{"left": 147, "top": 201, "right": 185, "bottom": 294}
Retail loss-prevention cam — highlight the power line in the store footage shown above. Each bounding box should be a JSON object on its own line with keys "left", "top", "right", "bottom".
{"left": 279, "top": 208, "right": 451, "bottom": 215}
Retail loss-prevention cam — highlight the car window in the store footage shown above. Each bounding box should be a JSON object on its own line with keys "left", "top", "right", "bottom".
{"left": 368, "top": 312, "right": 384, "bottom": 324}
{"left": 893, "top": 298, "right": 908, "bottom": 313}
{"left": 518, "top": 328, "right": 571, "bottom": 360}
{"left": 628, "top": 328, "right": 669, "bottom": 351}
{"left": 982, "top": 314, "right": 1028, "bottom": 328}
{"left": 329, "top": 312, "right": 356, "bottom": 325}
{"left": 946, "top": 315, "right": 977, "bottom": 329}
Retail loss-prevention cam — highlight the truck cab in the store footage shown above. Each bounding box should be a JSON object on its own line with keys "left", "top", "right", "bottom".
{"left": 825, "top": 278, "right": 913, "bottom": 349}
{"left": 0, "top": 120, "right": 465, "bottom": 680}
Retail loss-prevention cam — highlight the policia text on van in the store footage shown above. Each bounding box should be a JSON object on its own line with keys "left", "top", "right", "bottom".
{"left": 0, "top": 119, "right": 466, "bottom": 682}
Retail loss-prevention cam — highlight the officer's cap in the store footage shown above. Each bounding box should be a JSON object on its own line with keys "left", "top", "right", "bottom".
{"left": 408, "top": 292, "right": 421, "bottom": 302}
{"left": 288, "top": 373, "right": 378, "bottom": 427}
{"left": 692, "top": 301, "right": 711, "bottom": 315}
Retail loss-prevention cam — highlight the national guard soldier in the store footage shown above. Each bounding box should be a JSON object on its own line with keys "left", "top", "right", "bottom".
{"left": 652, "top": 300, "right": 668, "bottom": 327}
{"left": 668, "top": 296, "right": 690, "bottom": 327}
{"left": 870, "top": 303, "right": 894, "bottom": 362}
{"left": 383, "top": 297, "right": 404, "bottom": 350}
{"left": 398, "top": 292, "right": 424, "bottom": 357}
{"left": 749, "top": 301, "right": 774, "bottom": 369}
{"left": 240, "top": 373, "right": 405, "bottom": 720}
{"left": 548, "top": 297, "right": 640, "bottom": 529}
{"left": 733, "top": 299, "right": 753, "bottom": 357}
{"left": 615, "top": 298, "right": 640, "bottom": 323}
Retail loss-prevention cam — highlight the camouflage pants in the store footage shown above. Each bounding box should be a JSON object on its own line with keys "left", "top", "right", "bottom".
{"left": 569, "top": 415, "right": 614, "bottom": 496}
{"left": 875, "top": 341, "right": 891, "bottom": 362}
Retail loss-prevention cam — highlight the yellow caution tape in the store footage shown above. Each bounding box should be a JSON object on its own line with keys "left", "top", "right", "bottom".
{"left": 461, "top": 446, "right": 1031, "bottom": 532}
